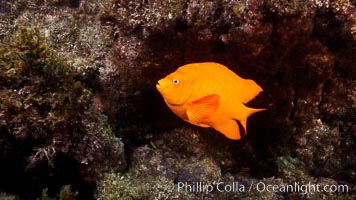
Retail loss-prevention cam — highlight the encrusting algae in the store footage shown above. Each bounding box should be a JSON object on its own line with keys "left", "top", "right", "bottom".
{"left": 156, "top": 62, "right": 265, "bottom": 140}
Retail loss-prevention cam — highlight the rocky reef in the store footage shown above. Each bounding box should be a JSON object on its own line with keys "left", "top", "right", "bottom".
{"left": 0, "top": 0, "right": 354, "bottom": 199}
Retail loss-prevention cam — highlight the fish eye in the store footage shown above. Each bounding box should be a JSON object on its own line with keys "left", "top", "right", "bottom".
{"left": 173, "top": 79, "right": 179, "bottom": 85}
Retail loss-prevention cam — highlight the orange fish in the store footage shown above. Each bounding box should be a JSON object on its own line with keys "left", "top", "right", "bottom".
{"left": 156, "top": 62, "right": 265, "bottom": 140}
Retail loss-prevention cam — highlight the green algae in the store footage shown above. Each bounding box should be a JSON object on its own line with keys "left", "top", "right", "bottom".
{"left": 41, "top": 185, "right": 77, "bottom": 200}
{"left": 0, "top": 26, "right": 79, "bottom": 139}
{"left": 0, "top": 26, "right": 125, "bottom": 198}
{"left": 96, "top": 173, "right": 195, "bottom": 200}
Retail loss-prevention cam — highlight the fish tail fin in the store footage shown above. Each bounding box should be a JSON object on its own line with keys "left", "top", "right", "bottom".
{"left": 247, "top": 107, "right": 266, "bottom": 117}
{"left": 235, "top": 107, "right": 266, "bottom": 136}
{"left": 239, "top": 120, "right": 247, "bottom": 136}
{"left": 240, "top": 79, "right": 263, "bottom": 103}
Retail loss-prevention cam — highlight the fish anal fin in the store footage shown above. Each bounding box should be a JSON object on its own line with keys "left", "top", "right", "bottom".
{"left": 213, "top": 119, "right": 241, "bottom": 140}
{"left": 186, "top": 94, "right": 220, "bottom": 125}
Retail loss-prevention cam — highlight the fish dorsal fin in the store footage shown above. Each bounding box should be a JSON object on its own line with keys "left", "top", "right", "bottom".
{"left": 186, "top": 94, "right": 220, "bottom": 125}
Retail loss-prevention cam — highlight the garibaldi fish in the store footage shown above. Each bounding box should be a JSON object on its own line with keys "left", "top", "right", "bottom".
{"left": 156, "top": 62, "right": 265, "bottom": 140}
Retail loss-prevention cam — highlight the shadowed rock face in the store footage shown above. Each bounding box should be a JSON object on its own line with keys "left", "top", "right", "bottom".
{"left": 104, "top": 0, "right": 354, "bottom": 168}
{"left": 0, "top": 0, "right": 354, "bottom": 199}
{"left": 99, "top": 0, "right": 355, "bottom": 198}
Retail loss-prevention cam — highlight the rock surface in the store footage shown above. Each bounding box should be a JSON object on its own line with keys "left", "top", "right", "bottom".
{"left": 0, "top": 0, "right": 354, "bottom": 199}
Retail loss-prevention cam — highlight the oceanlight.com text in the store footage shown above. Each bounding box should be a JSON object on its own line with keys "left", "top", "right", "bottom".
{"left": 255, "top": 181, "right": 349, "bottom": 195}
{"left": 175, "top": 181, "right": 349, "bottom": 195}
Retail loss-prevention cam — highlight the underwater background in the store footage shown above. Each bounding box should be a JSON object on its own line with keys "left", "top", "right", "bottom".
{"left": 0, "top": 0, "right": 355, "bottom": 199}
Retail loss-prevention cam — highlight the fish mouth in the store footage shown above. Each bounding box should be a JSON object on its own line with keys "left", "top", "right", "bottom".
{"left": 156, "top": 79, "right": 165, "bottom": 91}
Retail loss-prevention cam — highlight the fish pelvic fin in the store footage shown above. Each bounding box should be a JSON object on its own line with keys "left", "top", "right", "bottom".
{"left": 213, "top": 119, "right": 241, "bottom": 140}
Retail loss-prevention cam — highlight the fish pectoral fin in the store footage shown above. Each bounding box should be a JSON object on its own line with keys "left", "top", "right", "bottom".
{"left": 186, "top": 94, "right": 220, "bottom": 124}
{"left": 197, "top": 123, "right": 210, "bottom": 128}
{"left": 213, "top": 119, "right": 241, "bottom": 140}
